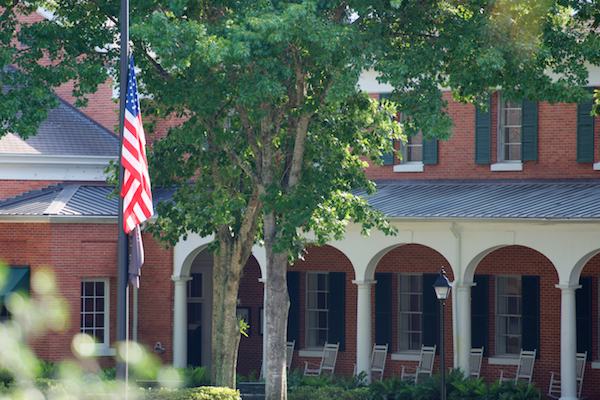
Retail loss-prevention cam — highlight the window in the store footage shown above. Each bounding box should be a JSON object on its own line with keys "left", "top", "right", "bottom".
{"left": 496, "top": 276, "right": 522, "bottom": 355}
{"left": 306, "top": 272, "right": 329, "bottom": 348}
{"left": 398, "top": 274, "right": 423, "bottom": 351}
{"left": 81, "top": 279, "right": 109, "bottom": 347}
{"left": 498, "top": 95, "right": 522, "bottom": 162}
{"left": 476, "top": 93, "right": 538, "bottom": 168}
{"left": 402, "top": 132, "right": 423, "bottom": 163}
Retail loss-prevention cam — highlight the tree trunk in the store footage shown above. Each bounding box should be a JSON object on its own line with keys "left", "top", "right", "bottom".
{"left": 264, "top": 211, "right": 290, "bottom": 400}
{"left": 210, "top": 240, "right": 244, "bottom": 388}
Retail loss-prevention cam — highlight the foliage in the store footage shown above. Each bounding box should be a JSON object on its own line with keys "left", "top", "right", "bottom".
{"left": 289, "top": 386, "right": 369, "bottom": 400}
{"left": 185, "top": 366, "right": 211, "bottom": 387}
{"left": 332, "top": 372, "right": 368, "bottom": 390}
{"left": 367, "top": 375, "right": 414, "bottom": 400}
{"left": 36, "top": 360, "right": 58, "bottom": 379}
{"left": 138, "top": 386, "right": 241, "bottom": 400}
{"left": 0, "top": 367, "right": 14, "bottom": 386}
{"left": 98, "top": 367, "right": 116, "bottom": 381}
{"left": 286, "top": 369, "right": 333, "bottom": 390}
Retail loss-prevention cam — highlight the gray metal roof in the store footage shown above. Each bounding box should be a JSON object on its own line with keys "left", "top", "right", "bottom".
{"left": 0, "top": 184, "right": 174, "bottom": 217}
{"left": 1, "top": 179, "right": 600, "bottom": 221}
{"left": 0, "top": 98, "right": 119, "bottom": 157}
{"left": 358, "top": 179, "right": 600, "bottom": 220}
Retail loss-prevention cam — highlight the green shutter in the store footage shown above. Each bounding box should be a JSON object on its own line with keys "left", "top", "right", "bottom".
{"left": 374, "top": 273, "right": 392, "bottom": 351}
{"left": 521, "top": 100, "right": 538, "bottom": 162}
{"left": 287, "top": 271, "right": 300, "bottom": 348}
{"left": 328, "top": 272, "right": 345, "bottom": 351}
{"left": 576, "top": 276, "right": 592, "bottom": 356}
{"left": 422, "top": 273, "right": 439, "bottom": 351}
{"left": 471, "top": 275, "right": 489, "bottom": 357}
{"left": 521, "top": 275, "right": 540, "bottom": 358}
{"left": 577, "top": 88, "right": 595, "bottom": 163}
{"left": 423, "top": 138, "right": 438, "bottom": 164}
{"left": 475, "top": 95, "right": 492, "bottom": 164}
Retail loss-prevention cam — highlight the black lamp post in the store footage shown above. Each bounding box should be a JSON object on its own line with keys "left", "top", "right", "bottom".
{"left": 433, "top": 267, "right": 451, "bottom": 400}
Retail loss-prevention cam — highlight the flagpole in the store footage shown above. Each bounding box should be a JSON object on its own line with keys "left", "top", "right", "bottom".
{"left": 116, "top": 0, "right": 130, "bottom": 382}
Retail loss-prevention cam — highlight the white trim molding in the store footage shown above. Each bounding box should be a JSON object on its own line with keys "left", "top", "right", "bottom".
{"left": 393, "top": 162, "right": 424, "bottom": 173}
{"left": 490, "top": 162, "right": 523, "bottom": 172}
{"left": 0, "top": 154, "right": 116, "bottom": 181}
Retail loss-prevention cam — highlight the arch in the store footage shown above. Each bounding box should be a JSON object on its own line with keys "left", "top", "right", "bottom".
{"left": 173, "top": 232, "right": 267, "bottom": 279}
{"left": 570, "top": 248, "right": 600, "bottom": 286}
{"left": 463, "top": 245, "right": 505, "bottom": 284}
{"left": 365, "top": 243, "right": 455, "bottom": 281}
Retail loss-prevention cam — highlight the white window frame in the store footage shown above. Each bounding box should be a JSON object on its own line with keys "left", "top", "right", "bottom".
{"left": 497, "top": 94, "right": 522, "bottom": 163}
{"left": 394, "top": 114, "right": 424, "bottom": 173}
{"left": 81, "top": 278, "right": 111, "bottom": 353}
{"left": 495, "top": 275, "right": 522, "bottom": 356}
{"left": 305, "top": 272, "right": 329, "bottom": 349}
{"left": 398, "top": 274, "right": 423, "bottom": 352}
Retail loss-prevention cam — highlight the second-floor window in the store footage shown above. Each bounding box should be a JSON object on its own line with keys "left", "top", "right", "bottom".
{"left": 498, "top": 95, "right": 522, "bottom": 162}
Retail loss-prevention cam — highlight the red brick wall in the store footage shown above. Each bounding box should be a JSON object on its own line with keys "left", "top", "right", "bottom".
{"left": 0, "top": 222, "right": 174, "bottom": 369}
{"left": 365, "top": 92, "right": 600, "bottom": 181}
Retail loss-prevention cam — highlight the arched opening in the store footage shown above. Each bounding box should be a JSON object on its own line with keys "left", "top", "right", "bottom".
{"left": 187, "top": 249, "right": 213, "bottom": 368}
{"left": 471, "top": 245, "right": 558, "bottom": 389}
{"left": 372, "top": 243, "right": 454, "bottom": 379}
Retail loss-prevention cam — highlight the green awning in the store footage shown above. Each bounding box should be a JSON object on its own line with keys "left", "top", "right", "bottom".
{"left": 0, "top": 267, "right": 30, "bottom": 303}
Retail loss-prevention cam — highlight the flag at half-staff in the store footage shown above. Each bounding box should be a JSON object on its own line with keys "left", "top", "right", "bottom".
{"left": 120, "top": 55, "right": 153, "bottom": 287}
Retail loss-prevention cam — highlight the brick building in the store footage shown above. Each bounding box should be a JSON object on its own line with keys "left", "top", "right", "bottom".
{"left": 2, "top": 12, "right": 600, "bottom": 399}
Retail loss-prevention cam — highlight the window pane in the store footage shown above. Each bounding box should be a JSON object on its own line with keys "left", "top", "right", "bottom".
{"left": 96, "top": 314, "right": 104, "bottom": 328}
{"left": 84, "top": 298, "right": 94, "bottom": 313}
{"left": 317, "top": 274, "right": 328, "bottom": 291}
{"left": 95, "top": 329, "right": 104, "bottom": 343}
{"left": 318, "top": 292, "right": 327, "bottom": 309}
{"left": 96, "top": 298, "right": 104, "bottom": 312}
{"left": 508, "top": 144, "right": 521, "bottom": 161}
{"left": 84, "top": 282, "right": 94, "bottom": 296}
{"left": 307, "top": 292, "right": 317, "bottom": 309}
{"left": 318, "top": 311, "right": 328, "bottom": 328}
{"left": 95, "top": 282, "right": 104, "bottom": 296}
{"left": 307, "top": 274, "right": 317, "bottom": 290}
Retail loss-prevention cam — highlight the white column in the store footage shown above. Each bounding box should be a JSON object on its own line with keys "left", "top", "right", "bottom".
{"left": 556, "top": 284, "right": 580, "bottom": 400}
{"left": 259, "top": 278, "right": 267, "bottom": 378}
{"left": 453, "top": 283, "right": 474, "bottom": 375}
{"left": 353, "top": 280, "right": 376, "bottom": 382}
{"left": 172, "top": 275, "right": 192, "bottom": 368}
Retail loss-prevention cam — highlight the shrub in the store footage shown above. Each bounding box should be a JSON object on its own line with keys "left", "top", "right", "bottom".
{"left": 367, "top": 375, "right": 414, "bottom": 400}
{"left": 333, "top": 372, "right": 368, "bottom": 389}
{"left": 36, "top": 360, "right": 59, "bottom": 379}
{"left": 289, "top": 386, "right": 369, "bottom": 400}
{"left": 139, "top": 386, "right": 241, "bottom": 400}
{"left": 184, "top": 366, "right": 211, "bottom": 387}
{"left": 0, "top": 367, "right": 14, "bottom": 386}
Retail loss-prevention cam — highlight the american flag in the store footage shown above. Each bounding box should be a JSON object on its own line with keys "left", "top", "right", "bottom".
{"left": 120, "top": 55, "right": 153, "bottom": 235}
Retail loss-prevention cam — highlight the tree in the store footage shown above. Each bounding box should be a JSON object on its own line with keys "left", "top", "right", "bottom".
{"left": 2, "top": 0, "right": 600, "bottom": 399}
